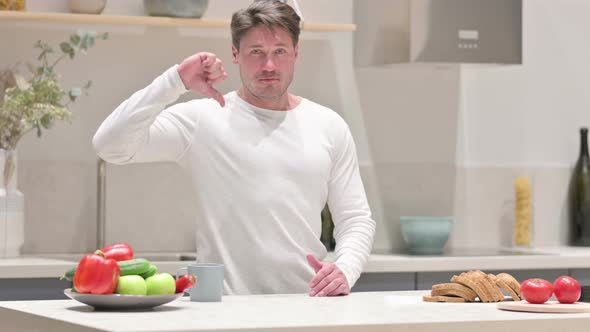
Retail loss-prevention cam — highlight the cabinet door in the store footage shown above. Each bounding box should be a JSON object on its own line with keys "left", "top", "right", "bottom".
{"left": 0, "top": 278, "right": 71, "bottom": 300}
{"left": 416, "top": 269, "right": 569, "bottom": 290}
{"left": 351, "top": 272, "right": 415, "bottom": 292}
{"left": 569, "top": 269, "right": 590, "bottom": 285}
{"left": 416, "top": 271, "right": 460, "bottom": 290}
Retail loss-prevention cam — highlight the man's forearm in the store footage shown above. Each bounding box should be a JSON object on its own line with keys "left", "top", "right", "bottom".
{"left": 333, "top": 215, "right": 376, "bottom": 288}
{"left": 92, "top": 65, "right": 187, "bottom": 164}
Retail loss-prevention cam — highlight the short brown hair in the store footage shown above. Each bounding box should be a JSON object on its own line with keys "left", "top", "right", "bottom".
{"left": 231, "top": 0, "right": 301, "bottom": 50}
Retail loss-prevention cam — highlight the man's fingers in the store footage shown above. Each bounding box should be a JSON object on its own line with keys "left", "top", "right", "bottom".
{"left": 205, "top": 59, "right": 223, "bottom": 74}
{"left": 208, "top": 72, "right": 228, "bottom": 86}
{"left": 306, "top": 254, "right": 323, "bottom": 273}
{"left": 309, "top": 265, "right": 336, "bottom": 290}
{"left": 310, "top": 269, "right": 338, "bottom": 296}
{"left": 199, "top": 53, "right": 217, "bottom": 67}
{"left": 207, "top": 65, "right": 227, "bottom": 81}
{"left": 316, "top": 279, "right": 342, "bottom": 297}
{"left": 327, "top": 283, "right": 349, "bottom": 296}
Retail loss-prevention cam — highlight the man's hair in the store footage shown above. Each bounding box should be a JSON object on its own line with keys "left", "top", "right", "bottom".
{"left": 231, "top": 0, "right": 301, "bottom": 51}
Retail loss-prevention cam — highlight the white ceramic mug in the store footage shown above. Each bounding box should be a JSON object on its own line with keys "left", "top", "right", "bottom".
{"left": 177, "top": 263, "right": 224, "bottom": 302}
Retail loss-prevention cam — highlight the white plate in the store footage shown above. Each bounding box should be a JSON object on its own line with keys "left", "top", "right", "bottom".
{"left": 497, "top": 300, "right": 590, "bottom": 313}
{"left": 64, "top": 288, "right": 183, "bottom": 310}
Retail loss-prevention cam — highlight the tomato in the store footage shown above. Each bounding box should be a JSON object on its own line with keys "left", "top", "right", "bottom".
{"left": 520, "top": 278, "right": 553, "bottom": 304}
{"left": 553, "top": 276, "right": 581, "bottom": 304}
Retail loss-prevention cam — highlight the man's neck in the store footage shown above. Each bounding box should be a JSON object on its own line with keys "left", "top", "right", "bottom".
{"left": 237, "top": 88, "right": 300, "bottom": 111}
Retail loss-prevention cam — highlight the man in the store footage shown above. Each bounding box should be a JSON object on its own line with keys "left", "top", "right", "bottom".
{"left": 93, "top": 0, "right": 375, "bottom": 296}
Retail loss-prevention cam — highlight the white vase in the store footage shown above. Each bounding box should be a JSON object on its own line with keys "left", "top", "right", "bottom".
{"left": 0, "top": 149, "right": 24, "bottom": 258}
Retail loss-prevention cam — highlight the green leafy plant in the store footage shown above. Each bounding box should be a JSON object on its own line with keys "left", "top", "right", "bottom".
{"left": 0, "top": 30, "right": 108, "bottom": 150}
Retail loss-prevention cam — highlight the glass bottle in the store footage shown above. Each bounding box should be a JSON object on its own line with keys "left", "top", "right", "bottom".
{"left": 569, "top": 127, "right": 590, "bottom": 246}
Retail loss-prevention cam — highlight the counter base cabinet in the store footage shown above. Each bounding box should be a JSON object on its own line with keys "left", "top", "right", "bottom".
{"left": 569, "top": 269, "right": 590, "bottom": 285}
{"left": 351, "top": 272, "right": 414, "bottom": 292}
{"left": 0, "top": 278, "right": 71, "bottom": 301}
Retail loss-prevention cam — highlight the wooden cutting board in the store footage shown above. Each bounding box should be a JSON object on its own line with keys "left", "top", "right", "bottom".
{"left": 497, "top": 300, "right": 590, "bottom": 313}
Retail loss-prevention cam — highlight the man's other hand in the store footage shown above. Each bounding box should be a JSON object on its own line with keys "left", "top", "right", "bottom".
{"left": 307, "top": 254, "right": 350, "bottom": 297}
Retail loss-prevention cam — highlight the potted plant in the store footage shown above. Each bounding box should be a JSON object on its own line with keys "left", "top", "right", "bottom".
{"left": 0, "top": 30, "right": 107, "bottom": 257}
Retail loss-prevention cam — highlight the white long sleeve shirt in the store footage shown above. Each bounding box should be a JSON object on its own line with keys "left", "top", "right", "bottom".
{"left": 93, "top": 65, "right": 376, "bottom": 295}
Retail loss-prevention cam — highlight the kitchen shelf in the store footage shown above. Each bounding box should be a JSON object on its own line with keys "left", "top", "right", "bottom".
{"left": 0, "top": 10, "right": 356, "bottom": 32}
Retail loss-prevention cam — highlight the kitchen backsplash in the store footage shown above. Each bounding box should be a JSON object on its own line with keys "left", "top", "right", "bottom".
{"left": 450, "top": 165, "right": 570, "bottom": 250}
{"left": 19, "top": 160, "right": 198, "bottom": 254}
{"left": 17, "top": 161, "right": 573, "bottom": 254}
{"left": 19, "top": 159, "right": 96, "bottom": 253}
{"left": 371, "top": 162, "right": 455, "bottom": 252}
{"left": 18, "top": 159, "right": 455, "bottom": 254}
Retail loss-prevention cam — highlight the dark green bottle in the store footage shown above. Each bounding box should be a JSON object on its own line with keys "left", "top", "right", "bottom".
{"left": 320, "top": 204, "right": 336, "bottom": 251}
{"left": 569, "top": 127, "right": 590, "bottom": 246}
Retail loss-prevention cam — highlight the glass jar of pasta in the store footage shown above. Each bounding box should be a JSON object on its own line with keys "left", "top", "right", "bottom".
{"left": 0, "top": 0, "right": 26, "bottom": 11}
{"left": 513, "top": 175, "right": 533, "bottom": 247}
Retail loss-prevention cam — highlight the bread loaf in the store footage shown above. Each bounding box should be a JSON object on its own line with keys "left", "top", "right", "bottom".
{"left": 424, "top": 270, "right": 521, "bottom": 303}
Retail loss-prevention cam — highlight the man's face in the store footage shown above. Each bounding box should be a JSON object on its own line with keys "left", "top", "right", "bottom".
{"left": 232, "top": 25, "right": 298, "bottom": 100}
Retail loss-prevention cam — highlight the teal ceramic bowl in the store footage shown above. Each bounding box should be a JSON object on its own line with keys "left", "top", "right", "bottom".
{"left": 144, "top": 0, "right": 209, "bottom": 18}
{"left": 400, "top": 216, "right": 453, "bottom": 255}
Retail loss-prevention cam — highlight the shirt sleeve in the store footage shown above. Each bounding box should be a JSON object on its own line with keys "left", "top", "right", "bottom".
{"left": 92, "top": 64, "right": 199, "bottom": 164}
{"left": 328, "top": 124, "right": 376, "bottom": 289}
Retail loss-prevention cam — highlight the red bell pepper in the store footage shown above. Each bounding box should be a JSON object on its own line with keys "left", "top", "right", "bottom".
{"left": 101, "top": 242, "right": 134, "bottom": 261}
{"left": 175, "top": 274, "right": 197, "bottom": 293}
{"left": 73, "top": 250, "right": 120, "bottom": 294}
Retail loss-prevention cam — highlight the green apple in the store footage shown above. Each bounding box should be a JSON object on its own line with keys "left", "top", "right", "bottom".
{"left": 116, "top": 275, "right": 147, "bottom": 295}
{"left": 146, "top": 273, "right": 176, "bottom": 295}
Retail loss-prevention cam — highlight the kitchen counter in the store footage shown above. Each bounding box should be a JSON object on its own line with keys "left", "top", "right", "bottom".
{"left": 366, "top": 246, "right": 590, "bottom": 273}
{"left": 1, "top": 290, "right": 590, "bottom": 332}
{"left": 2, "top": 247, "right": 590, "bottom": 279}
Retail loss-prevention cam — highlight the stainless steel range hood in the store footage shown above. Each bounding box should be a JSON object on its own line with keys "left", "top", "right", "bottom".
{"left": 354, "top": 0, "right": 522, "bottom": 65}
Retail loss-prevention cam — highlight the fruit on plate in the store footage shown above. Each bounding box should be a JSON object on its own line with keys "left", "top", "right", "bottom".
{"left": 139, "top": 264, "right": 159, "bottom": 279}
{"left": 520, "top": 278, "right": 553, "bottom": 304}
{"left": 146, "top": 273, "right": 176, "bottom": 295}
{"left": 119, "top": 258, "right": 151, "bottom": 276}
{"left": 61, "top": 258, "right": 152, "bottom": 282}
{"left": 73, "top": 250, "right": 121, "bottom": 295}
{"left": 553, "top": 275, "right": 581, "bottom": 304}
{"left": 101, "top": 242, "right": 134, "bottom": 261}
{"left": 176, "top": 274, "right": 197, "bottom": 293}
{"left": 116, "top": 275, "right": 147, "bottom": 295}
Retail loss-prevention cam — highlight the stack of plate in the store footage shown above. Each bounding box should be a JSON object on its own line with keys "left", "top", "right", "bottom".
{"left": 579, "top": 286, "right": 590, "bottom": 302}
